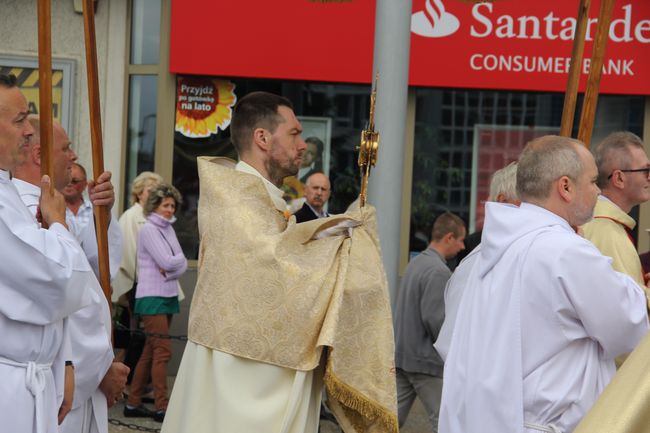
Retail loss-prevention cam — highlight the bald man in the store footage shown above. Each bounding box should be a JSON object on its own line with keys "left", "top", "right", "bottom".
{"left": 294, "top": 172, "right": 331, "bottom": 223}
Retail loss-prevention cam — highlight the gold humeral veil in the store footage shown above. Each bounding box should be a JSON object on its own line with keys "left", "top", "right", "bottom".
{"left": 574, "top": 332, "right": 650, "bottom": 433}
{"left": 188, "top": 157, "right": 398, "bottom": 433}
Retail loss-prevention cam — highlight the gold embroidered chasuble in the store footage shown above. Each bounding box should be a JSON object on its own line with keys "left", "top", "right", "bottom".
{"left": 189, "top": 157, "right": 398, "bottom": 433}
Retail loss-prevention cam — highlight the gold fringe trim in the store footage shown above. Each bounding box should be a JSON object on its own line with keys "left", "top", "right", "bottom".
{"left": 324, "top": 368, "right": 398, "bottom": 433}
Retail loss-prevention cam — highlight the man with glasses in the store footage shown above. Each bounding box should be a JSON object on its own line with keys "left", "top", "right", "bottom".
{"left": 582, "top": 132, "right": 650, "bottom": 300}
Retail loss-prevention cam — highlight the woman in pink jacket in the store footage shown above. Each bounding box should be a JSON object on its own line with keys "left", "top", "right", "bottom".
{"left": 125, "top": 184, "right": 187, "bottom": 422}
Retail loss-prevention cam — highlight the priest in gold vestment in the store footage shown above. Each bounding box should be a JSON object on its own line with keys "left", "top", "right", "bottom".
{"left": 162, "top": 92, "right": 397, "bottom": 433}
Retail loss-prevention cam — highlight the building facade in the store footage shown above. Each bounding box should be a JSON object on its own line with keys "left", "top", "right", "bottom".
{"left": 1, "top": 0, "right": 649, "bottom": 275}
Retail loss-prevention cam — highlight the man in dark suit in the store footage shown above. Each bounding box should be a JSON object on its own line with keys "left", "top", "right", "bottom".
{"left": 294, "top": 172, "right": 330, "bottom": 223}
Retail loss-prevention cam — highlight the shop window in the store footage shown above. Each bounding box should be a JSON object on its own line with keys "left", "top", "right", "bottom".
{"left": 124, "top": 75, "right": 158, "bottom": 194}
{"left": 171, "top": 76, "right": 371, "bottom": 259}
{"left": 122, "top": 0, "right": 170, "bottom": 210}
{"left": 410, "top": 88, "right": 644, "bottom": 258}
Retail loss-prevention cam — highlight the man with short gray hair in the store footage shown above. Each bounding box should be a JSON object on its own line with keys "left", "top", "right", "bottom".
{"left": 457, "top": 161, "right": 520, "bottom": 262}
{"left": 294, "top": 172, "right": 331, "bottom": 223}
{"left": 439, "top": 135, "right": 648, "bottom": 433}
{"left": 582, "top": 131, "right": 650, "bottom": 296}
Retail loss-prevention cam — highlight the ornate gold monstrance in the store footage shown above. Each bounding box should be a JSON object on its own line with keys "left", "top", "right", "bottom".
{"left": 358, "top": 74, "right": 379, "bottom": 207}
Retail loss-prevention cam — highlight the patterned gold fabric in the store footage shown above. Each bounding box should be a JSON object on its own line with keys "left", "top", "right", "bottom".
{"left": 574, "top": 332, "right": 650, "bottom": 433}
{"left": 189, "top": 157, "right": 398, "bottom": 433}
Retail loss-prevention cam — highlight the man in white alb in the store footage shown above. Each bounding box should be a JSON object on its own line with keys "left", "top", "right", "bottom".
{"left": 439, "top": 135, "right": 649, "bottom": 433}
{"left": 14, "top": 116, "right": 123, "bottom": 278}
{"left": 12, "top": 115, "right": 128, "bottom": 433}
{"left": 0, "top": 74, "right": 98, "bottom": 433}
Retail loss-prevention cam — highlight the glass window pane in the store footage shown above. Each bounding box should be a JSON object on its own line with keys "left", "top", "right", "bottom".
{"left": 124, "top": 75, "right": 158, "bottom": 207}
{"left": 130, "top": 0, "right": 161, "bottom": 65}
{"left": 410, "top": 88, "right": 644, "bottom": 268}
{"left": 172, "top": 77, "right": 370, "bottom": 259}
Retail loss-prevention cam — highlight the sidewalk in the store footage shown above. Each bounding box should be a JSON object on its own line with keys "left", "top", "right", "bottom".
{"left": 108, "top": 377, "right": 431, "bottom": 433}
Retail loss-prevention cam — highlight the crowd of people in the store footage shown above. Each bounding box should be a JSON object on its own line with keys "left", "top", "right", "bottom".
{"left": 2, "top": 69, "right": 650, "bottom": 433}
{"left": 397, "top": 134, "right": 650, "bottom": 433}
{"left": 0, "top": 73, "right": 191, "bottom": 432}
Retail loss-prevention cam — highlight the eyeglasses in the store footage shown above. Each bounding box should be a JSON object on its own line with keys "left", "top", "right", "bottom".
{"left": 607, "top": 168, "right": 650, "bottom": 180}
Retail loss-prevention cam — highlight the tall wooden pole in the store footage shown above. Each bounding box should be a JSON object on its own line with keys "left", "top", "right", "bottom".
{"left": 560, "top": 0, "right": 591, "bottom": 137}
{"left": 578, "top": 0, "right": 615, "bottom": 147}
{"left": 82, "top": 0, "right": 112, "bottom": 310}
{"left": 37, "top": 0, "right": 54, "bottom": 205}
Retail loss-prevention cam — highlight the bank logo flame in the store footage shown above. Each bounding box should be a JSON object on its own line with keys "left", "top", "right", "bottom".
{"left": 411, "top": 0, "right": 460, "bottom": 38}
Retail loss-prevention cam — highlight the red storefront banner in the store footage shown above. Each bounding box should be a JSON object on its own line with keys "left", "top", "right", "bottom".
{"left": 170, "top": 0, "right": 375, "bottom": 85}
{"left": 170, "top": 0, "right": 650, "bottom": 95}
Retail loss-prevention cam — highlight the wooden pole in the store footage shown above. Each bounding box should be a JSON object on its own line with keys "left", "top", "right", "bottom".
{"left": 577, "top": 0, "right": 615, "bottom": 147}
{"left": 37, "top": 0, "right": 54, "bottom": 205}
{"left": 82, "top": 0, "right": 112, "bottom": 311}
{"left": 560, "top": 0, "right": 591, "bottom": 137}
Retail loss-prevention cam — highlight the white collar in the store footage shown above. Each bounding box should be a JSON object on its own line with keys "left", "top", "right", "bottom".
{"left": 11, "top": 177, "right": 40, "bottom": 195}
{"left": 235, "top": 160, "right": 287, "bottom": 212}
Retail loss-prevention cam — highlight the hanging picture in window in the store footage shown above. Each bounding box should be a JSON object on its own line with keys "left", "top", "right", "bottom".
{"left": 175, "top": 76, "right": 236, "bottom": 138}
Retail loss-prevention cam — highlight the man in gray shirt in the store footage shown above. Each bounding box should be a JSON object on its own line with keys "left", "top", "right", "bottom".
{"left": 394, "top": 211, "right": 466, "bottom": 431}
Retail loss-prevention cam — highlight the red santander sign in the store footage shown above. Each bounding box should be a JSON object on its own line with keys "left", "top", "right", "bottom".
{"left": 170, "top": 0, "right": 650, "bottom": 95}
{"left": 411, "top": 0, "right": 650, "bottom": 94}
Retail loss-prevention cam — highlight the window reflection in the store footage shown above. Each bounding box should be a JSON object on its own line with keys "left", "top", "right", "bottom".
{"left": 124, "top": 75, "right": 158, "bottom": 208}
{"left": 130, "top": 0, "right": 161, "bottom": 65}
{"left": 172, "top": 77, "right": 370, "bottom": 259}
{"left": 410, "top": 89, "right": 644, "bottom": 269}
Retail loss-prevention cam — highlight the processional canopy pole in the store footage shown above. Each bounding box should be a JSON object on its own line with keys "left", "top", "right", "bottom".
{"left": 358, "top": 74, "right": 379, "bottom": 208}
{"left": 82, "top": 0, "right": 112, "bottom": 313}
{"left": 576, "top": 0, "right": 615, "bottom": 147}
{"left": 559, "top": 0, "right": 615, "bottom": 147}
{"left": 37, "top": 0, "right": 55, "bottom": 217}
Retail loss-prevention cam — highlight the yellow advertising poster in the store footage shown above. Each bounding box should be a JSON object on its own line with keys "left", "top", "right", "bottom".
{"left": 0, "top": 66, "right": 64, "bottom": 124}
{"left": 175, "top": 76, "right": 236, "bottom": 138}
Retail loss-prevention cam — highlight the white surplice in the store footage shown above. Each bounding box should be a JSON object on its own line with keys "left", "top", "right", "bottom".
{"left": 433, "top": 244, "right": 481, "bottom": 362}
{"left": 13, "top": 178, "right": 122, "bottom": 281}
{"left": 439, "top": 202, "right": 649, "bottom": 433}
{"left": 12, "top": 178, "right": 115, "bottom": 433}
{"left": 0, "top": 170, "right": 97, "bottom": 433}
{"left": 162, "top": 160, "right": 321, "bottom": 433}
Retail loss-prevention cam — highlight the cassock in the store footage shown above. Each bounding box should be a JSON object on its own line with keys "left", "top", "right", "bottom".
{"left": 163, "top": 157, "right": 398, "bottom": 433}
{"left": 439, "top": 202, "right": 648, "bottom": 433}
{"left": 12, "top": 178, "right": 117, "bottom": 433}
{"left": 0, "top": 170, "right": 97, "bottom": 433}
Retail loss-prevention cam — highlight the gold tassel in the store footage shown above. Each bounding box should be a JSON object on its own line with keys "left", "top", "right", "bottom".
{"left": 324, "top": 369, "right": 398, "bottom": 433}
